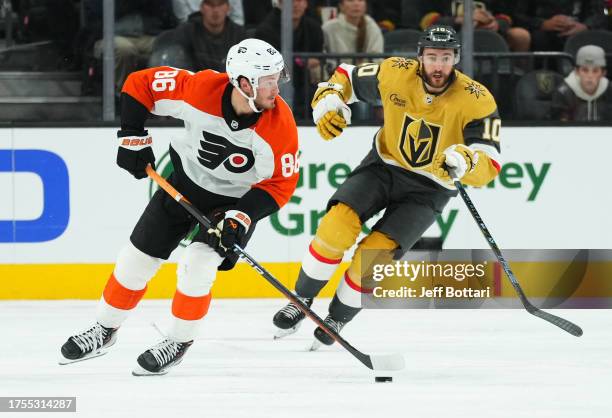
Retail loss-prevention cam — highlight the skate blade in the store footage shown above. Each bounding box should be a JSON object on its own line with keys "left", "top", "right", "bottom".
{"left": 58, "top": 350, "right": 108, "bottom": 365}
{"left": 131, "top": 364, "right": 169, "bottom": 377}
{"left": 131, "top": 355, "right": 185, "bottom": 377}
{"left": 273, "top": 323, "right": 302, "bottom": 340}
{"left": 309, "top": 339, "right": 322, "bottom": 351}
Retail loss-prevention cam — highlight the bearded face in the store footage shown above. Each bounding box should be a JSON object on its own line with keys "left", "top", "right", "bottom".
{"left": 420, "top": 48, "right": 455, "bottom": 89}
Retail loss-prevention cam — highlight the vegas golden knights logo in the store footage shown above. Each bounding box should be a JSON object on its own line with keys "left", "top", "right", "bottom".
{"left": 399, "top": 115, "right": 441, "bottom": 167}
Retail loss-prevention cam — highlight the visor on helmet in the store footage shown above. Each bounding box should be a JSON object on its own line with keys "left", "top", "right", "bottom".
{"left": 257, "top": 66, "right": 290, "bottom": 89}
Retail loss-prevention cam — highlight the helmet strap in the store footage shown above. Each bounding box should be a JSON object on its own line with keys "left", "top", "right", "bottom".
{"left": 234, "top": 79, "right": 263, "bottom": 113}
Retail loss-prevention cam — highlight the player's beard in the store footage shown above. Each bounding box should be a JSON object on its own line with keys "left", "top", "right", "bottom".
{"left": 424, "top": 69, "right": 452, "bottom": 89}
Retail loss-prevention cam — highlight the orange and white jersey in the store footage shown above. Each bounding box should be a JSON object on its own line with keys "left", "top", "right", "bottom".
{"left": 121, "top": 67, "right": 299, "bottom": 208}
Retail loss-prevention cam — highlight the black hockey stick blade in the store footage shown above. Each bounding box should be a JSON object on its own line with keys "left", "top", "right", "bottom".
{"left": 526, "top": 304, "right": 583, "bottom": 337}
{"left": 450, "top": 173, "right": 583, "bottom": 337}
{"left": 507, "top": 280, "right": 582, "bottom": 336}
{"left": 497, "top": 258, "right": 583, "bottom": 336}
{"left": 146, "top": 165, "right": 406, "bottom": 371}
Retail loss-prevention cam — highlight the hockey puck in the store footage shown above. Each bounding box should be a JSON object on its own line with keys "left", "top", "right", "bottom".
{"left": 375, "top": 376, "right": 393, "bottom": 383}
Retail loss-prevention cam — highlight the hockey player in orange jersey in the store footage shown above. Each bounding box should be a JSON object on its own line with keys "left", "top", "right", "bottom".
{"left": 272, "top": 25, "right": 502, "bottom": 348}
{"left": 59, "top": 39, "right": 300, "bottom": 375}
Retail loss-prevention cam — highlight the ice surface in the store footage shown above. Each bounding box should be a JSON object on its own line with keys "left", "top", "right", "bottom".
{"left": 0, "top": 300, "right": 610, "bottom": 418}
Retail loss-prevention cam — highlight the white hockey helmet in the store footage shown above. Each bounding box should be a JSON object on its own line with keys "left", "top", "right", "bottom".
{"left": 226, "top": 38, "right": 289, "bottom": 112}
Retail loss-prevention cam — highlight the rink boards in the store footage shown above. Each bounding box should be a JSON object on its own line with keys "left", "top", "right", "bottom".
{"left": 1, "top": 126, "right": 611, "bottom": 299}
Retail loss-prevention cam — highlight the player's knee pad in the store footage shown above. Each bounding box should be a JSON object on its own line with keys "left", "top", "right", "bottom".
{"left": 176, "top": 242, "right": 224, "bottom": 296}
{"left": 347, "top": 231, "right": 398, "bottom": 287}
{"left": 113, "top": 242, "right": 163, "bottom": 290}
{"left": 359, "top": 231, "right": 398, "bottom": 251}
{"left": 336, "top": 232, "right": 398, "bottom": 310}
{"left": 312, "top": 203, "right": 362, "bottom": 259}
{"left": 298, "top": 203, "right": 360, "bottom": 289}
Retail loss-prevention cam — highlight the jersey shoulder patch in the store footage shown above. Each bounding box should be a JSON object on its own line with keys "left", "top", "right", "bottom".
{"left": 376, "top": 57, "right": 419, "bottom": 94}
{"left": 386, "top": 57, "right": 418, "bottom": 71}
{"left": 455, "top": 72, "right": 498, "bottom": 120}
{"left": 380, "top": 57, "right": 418, "bottom": 78}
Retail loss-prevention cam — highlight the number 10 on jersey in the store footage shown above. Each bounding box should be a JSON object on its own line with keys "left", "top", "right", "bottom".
{"left": 482, "top": 117, "right": 501, "bottom": 142}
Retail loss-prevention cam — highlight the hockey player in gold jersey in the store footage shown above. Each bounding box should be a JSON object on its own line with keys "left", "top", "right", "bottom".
{"left": 272, "top": 25, "right": 502, "bottom": 347}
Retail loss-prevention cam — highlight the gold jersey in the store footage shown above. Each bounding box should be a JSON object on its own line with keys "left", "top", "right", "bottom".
{"left": 314, "top": 57, "right": 501, "bottom": 188}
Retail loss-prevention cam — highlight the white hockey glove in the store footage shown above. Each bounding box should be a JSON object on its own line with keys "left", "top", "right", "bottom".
{"left": 312, "top": 87, "right": 352, "bottom": 141}
{"left": 433, "top": 144, "right": 477, "bottom": 183}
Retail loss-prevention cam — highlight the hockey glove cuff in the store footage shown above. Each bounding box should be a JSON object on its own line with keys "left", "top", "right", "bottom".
{"left": 312, "top": 90, "right": 351, "bottom": 141}
{"left": 117, "top": 130, "right": 155, "bottom": 179}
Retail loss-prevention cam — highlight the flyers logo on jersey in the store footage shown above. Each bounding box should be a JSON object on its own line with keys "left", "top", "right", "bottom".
{"left": 398, "top": 115, "right": 441, "bottom": 168}
{"left": 198, "top": 131, "right": 255, "bottom": 173}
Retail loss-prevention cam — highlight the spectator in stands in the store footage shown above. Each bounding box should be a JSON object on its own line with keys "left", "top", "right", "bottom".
{"left": 370, "top": 0, "right": 403, "bottom": 32}
{"left": 552, "top": 45, "right": 612, "bottom": 121}
{"left": 321, "top": 0, "right": 383, "bottom": 59}
{"left": 255, "top": 0, "right": 323, "bottom": 116}
{"left": 303, "top": 0, "right": 335, "bottom": 23}
{"left": 322, "top": 0, "right": 383, "bottom": 121}
{"left": 244, "top": 0, "right": 273, "bottom": 29}
{"left": 88, "top": 0, "right": 177, "bottom": 92}
{"left": 307, "top": 0, "right": 339, "bottom": 17}
{"left": 513, "top": 1, "right": 607, "bottom": 52}
{"left": 172, "top": 0, "right": 244, "bottom": 25}
{"left": 256, "top": 0, "right": 323, "bottom": 53}
{"left": 173, "top": 0, "right": 246, "bottom": 72}
{"left": 418, "top": 1, "right": 531, "bottom": 52}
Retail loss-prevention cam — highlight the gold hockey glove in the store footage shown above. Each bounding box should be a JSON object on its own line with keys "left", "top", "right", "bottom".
{"left": 432, "top": 144, "right": 476, "bottom": 183}
{"left": 311, "top": 85, "right": 352, "bottom": 141}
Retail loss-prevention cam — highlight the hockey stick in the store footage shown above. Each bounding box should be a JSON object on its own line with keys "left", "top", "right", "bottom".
{"left": 450, "top": 171, "right": 583, "bottom": 337}
{"left": 146, "top": 165, "right": 405, "bottom": 371}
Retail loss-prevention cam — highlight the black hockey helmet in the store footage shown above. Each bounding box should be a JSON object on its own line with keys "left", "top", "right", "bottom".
{"left": 417, "top": 25, "right": 461, "bottom": 64}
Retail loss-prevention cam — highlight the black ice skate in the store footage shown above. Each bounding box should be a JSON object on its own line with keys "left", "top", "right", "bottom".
{"left": 272, "top": 297, "right": 313, "bottom": 339}
{"left": 310, "top": 314, "right": 345, "bottom": 351}
{"left": 132, "top": 339, "right": 193, "bottom": 376}
{"left": 59, "top": 323, "right": 118, "bottom": 365}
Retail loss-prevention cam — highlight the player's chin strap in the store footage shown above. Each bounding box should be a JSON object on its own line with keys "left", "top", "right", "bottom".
{"left": 235, "top": 84, "right": 263, "bottom": 113}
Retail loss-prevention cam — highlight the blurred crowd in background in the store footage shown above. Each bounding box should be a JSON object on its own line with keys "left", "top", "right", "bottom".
{"left": 0, "top": 0, "right": 611, "bottom": 123}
